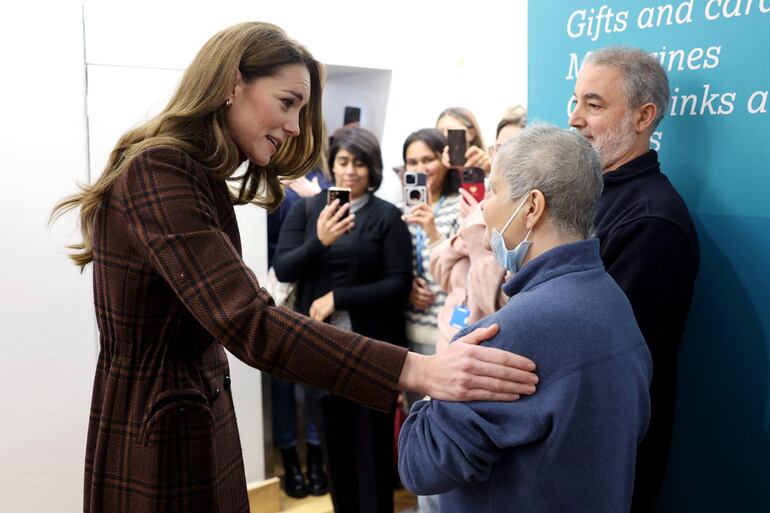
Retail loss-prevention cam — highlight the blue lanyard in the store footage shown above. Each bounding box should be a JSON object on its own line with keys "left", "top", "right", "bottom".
{"left": 414, "top": 196, "right": 446, "bottom": 276}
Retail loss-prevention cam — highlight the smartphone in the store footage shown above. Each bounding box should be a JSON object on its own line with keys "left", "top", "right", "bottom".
{"left": 461, "top": 167, "right": 486, "bottom": 203}
{"left": 402, "top": 171, "right": 427, "bottom": 214}
{"left": 327, "top": 187, "right": 351, "bottom": 206}
{"left": 343, "top": 106, "right": 361, "bottom": 126}
{"left": 447, "top": 129, "right": 467, "bottom": 167}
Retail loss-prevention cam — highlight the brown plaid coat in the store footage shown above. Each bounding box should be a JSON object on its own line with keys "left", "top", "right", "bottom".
{"left": 85, "top": 147, "right": 407, "bottom": 513}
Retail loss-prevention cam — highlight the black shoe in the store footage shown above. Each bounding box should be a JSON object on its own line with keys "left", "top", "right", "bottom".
{"left": 280, "top": 447, "right": 309, "bottom": 499}
{"left": 305, "top": 443, "right": 328, "bottom": 496}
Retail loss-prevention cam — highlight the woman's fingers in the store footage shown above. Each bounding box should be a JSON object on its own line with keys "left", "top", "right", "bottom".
{"left": 417, "top": 288, "right": 434, "bottom": 301}
{"left": 409, "top": 290, "right": 433, "bottom": 309}
{"left": 409, "top": 277, "right": 435, "bottom": 309}
{"left": 464, "top": 146, "right": 492, "bottom": 172}
{"left": 458, "top": 187, "right": 479, "bottom": 207}
{"left": 465, "top": 344, "right": 538, "bottom": 375}
{"left": 333, "top": 214, "right": 355, "bottom": 233}
{"left": 414, "top": 277, "right": 432, "bottom": 293}
{"left": 450, "top": 358, "right": 539, "bottom": 392}
{"left": 406, "top": 208, "right": 434, "bottom": 229}
{"left": 330, "top": 201, "right": 351, "bottom": 222}
{"left": 424, "top": 340, "right": 539, "bottom": 402}
{"left": 452, "top": 324, "right": 499, "bottom": 345}
{"left": 454, "top": 328, "right": 536, "bottom": 371}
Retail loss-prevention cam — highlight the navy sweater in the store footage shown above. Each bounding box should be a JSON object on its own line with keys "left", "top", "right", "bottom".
{"left": 398, "top": 239, "right": 652, "bottom": 513}
{"left": 595, "top": 150, "right": 699, "bottom": 511}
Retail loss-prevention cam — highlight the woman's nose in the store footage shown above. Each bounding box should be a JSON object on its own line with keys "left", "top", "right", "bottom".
{"left": 284, "top": 115, "right": 300, "bottom": 137}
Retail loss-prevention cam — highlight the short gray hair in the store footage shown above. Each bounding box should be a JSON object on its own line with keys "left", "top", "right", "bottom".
{"left": 585, "top": 46, "right": 670, "bottom": 130}
{"left": 495, "top": 123, "right": 602, "bottom": 239}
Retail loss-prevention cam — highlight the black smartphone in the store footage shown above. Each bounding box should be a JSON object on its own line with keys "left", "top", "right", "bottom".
{"left": 447, "top": 129, "right": 467, "bottom": 167}
{"left": 327, "top": 187, "right": 351, "bottom": 206}
{"left": 343, "top": 106, "right": 361, "bottom": 126}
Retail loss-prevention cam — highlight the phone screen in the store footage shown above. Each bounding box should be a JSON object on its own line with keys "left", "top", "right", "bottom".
{"left": 327, "top": 187, "right": 351, "bottom": 206}
{"left": 447, "top": 129, "right": 467, "bottom": 167}
{"left": 343, "top": 106, "right": 361, "bottom": 126}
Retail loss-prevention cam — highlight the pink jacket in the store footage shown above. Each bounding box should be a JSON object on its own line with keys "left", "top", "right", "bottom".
{"left": 429, "top": 207, "right": 508, "bottom": 348}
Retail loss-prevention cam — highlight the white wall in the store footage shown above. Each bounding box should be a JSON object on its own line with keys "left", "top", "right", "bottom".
{"left": 0, "top": 2, "right": 94, "bottom": 512}
{"left": 0, "top": 1, "right": 527, "bottom": 511}
{"left": 323, "top": 66, "right": 393, "bottom": 141}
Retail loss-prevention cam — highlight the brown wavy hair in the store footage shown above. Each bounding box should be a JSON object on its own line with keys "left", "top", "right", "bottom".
{"left": 51, "top": 22, "right": 324, "bottom": 269}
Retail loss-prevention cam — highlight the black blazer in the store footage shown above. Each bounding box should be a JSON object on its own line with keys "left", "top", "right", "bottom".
{"left": 274, "top": 193, "right": 413, "bottom": 346}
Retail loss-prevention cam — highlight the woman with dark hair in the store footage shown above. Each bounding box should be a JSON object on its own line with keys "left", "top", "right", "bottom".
{"left": 274, "top": 127, "right": 412, "bottom": 512}
{"left": 401, "top": 129, "right": 462, "bottom": 364}
{"left": 51, "top": 22, "right": 537, "bottom": 513}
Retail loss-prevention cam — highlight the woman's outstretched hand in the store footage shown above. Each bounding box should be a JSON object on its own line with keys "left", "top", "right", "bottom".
{"left": 398, "top": 324, "right": 538, "bottom": 401}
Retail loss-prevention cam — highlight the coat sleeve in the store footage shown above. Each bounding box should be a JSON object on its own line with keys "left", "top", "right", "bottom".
{"left": 397, "top": 394, "right": 547, "bottom": 495}
{"left": 272, "top": 197, "right": 329, "bottom": 282}
{"left": 121, "top": 147, "right": 406, "bottom": 411}
{"left": 333, "top": 207, "right": 413, "bottom": 309}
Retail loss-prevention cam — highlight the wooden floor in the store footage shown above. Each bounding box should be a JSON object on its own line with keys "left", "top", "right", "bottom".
{"left": 271, "top": 445, "right": 417, "bottom": 513}
{"left": 280, "top": 488, "right": 417, "bottom": 513}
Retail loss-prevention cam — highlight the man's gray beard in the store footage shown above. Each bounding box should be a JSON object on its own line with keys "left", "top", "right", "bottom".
{"left": 592, "top": 113, "right": 637, "bottom": 170}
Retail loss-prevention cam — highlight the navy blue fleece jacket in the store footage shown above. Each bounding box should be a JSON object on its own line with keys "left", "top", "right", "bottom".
{"left": 398, "top": 239, "right": 652, "bottom": 513}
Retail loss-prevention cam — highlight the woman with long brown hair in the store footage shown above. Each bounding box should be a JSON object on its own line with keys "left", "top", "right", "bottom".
{"left": 52, "top": 22, "right": 538, "bottom": 513}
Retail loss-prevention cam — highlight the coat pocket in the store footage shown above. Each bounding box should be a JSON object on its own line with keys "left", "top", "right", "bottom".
{"left": 139, "top": 388, "right": 213, "bottom": 447}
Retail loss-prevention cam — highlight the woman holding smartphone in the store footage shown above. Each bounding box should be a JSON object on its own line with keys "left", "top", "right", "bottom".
{"left": 401, "top": 129, "right": 462, "bottom": 360}
{"left": 274, "top": 127, "right": 412, "bottom": 513}
{"left": 436, "top": 106, "right": 492, "bottom": 174}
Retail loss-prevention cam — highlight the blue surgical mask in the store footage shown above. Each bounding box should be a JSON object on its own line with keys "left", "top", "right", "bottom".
{"left": 490, "top": 196, "right": 533, "bottom": 273}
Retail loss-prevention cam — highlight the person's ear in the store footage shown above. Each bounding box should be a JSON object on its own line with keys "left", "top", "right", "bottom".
{"left": 636, "top": 102, "right": 657, "bottom": 134}
{"left": 525, "top": 189, "right": 547, "bottom": 230}
{"left": 227, "top": 70, "right": 244, "bottom": 104}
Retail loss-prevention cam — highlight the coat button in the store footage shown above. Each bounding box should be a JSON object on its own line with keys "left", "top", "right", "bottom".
{"left": 223, "top": 375, "right": 231, "bottom": 390}
{"left": 211, "top": 387, "right": 220, "bottom": 401}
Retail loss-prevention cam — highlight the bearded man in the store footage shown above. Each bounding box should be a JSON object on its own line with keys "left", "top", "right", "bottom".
{"left": 570, "top": 46, "right": 700, "bottom": 513}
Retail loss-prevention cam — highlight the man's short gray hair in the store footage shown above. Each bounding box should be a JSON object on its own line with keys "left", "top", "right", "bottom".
{"left": 495, "top": 123, "right": 602, "bottom": 239}
{"left": 586, "top": 46, "right": 670, "bottom": 130}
